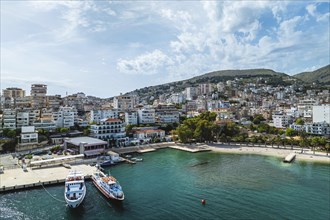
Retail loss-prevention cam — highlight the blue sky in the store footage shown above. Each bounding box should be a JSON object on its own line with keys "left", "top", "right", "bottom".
{"left": 1, "top": 1, "right": 329, "bottom": 98}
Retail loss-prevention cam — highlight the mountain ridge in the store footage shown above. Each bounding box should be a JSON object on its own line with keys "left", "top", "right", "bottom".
{"left": 128, "top": 65, "right": 329, "bottom": 99}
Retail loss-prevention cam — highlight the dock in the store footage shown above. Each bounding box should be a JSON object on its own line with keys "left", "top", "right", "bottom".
{"left": 283, "top": 153, "right": 296, "bottom": 163}
{"left": 169, "top": 145, "right": 211, "bottom": 153}
{"left": 137, "top": 148, "right": 156, "bottom": 153}
{"left": 0, "top": 164, "right": 96, "bottom": 192}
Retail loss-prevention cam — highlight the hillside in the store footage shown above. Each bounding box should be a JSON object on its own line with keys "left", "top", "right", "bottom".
{"left": 293, "top": 65, "right": 330, "bottom": 85}
{"left": 130, "top": 68, "right": 291, "bottom": 100}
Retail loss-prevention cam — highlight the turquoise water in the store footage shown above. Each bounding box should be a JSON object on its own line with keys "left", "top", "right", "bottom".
{"left": 1, "top": 149, "right": 329, "bottom": 220}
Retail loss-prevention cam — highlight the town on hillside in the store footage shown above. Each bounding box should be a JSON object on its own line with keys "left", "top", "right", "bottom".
{"left": 0, "top": 77, "right": 329, "bottom": 156}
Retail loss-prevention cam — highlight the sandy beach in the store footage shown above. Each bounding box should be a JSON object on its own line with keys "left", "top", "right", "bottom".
{"left": 206, "top": 143, "right": 330, "bottom": 163}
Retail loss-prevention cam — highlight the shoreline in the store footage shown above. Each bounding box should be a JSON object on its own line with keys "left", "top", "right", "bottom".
{"left": 204, "top": 144, "right": 330, "bottom": 164}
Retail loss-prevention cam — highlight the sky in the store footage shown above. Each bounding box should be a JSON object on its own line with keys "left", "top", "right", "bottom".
{"left": 1, "top": 0, "right": 329, "bottom": 98}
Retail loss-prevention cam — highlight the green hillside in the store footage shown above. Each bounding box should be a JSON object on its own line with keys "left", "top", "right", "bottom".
{"left": 293, "top": 65, "right": 330, "bottom": 85}
{"left": 131, "top": 68, "right": 291, "bottom": 99}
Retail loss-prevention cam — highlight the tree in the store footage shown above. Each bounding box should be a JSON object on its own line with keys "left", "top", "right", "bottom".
{"left": 7, "top": 130, "right": 17, "bottom": 139}
{"left": 295, "top": 118, "right": 304, "bottom": 125}
{"left": 310, "top": 137, "right": 319, "bottom": 155}
{"left": 253, "top": 114, "right": 265, "bottom": 125}
{"left": 285, "top": 128, "right": 297, "bottom": 137}
{"left": 176, "top": 125, "right": 193, "bottom": 143}
{"left": 325, "top": 143, "right": 330, "bottom": 156}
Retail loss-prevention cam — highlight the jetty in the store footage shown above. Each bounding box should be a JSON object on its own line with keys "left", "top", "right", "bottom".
{"left": 283, "top": 153, "right": 296, "bottom": 163}
{"left": 169, "top": 145, "right": 211, "bottom": 153}
{"left": 0, "top": 164, "right": 96, "bottom": 192}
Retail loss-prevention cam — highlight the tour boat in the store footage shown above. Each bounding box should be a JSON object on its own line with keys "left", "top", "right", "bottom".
{"left": 64, "top": 171, "right": 86, "bottom": 208}
{"left": 92, "top": 170, "right": 124, "bottom": 201}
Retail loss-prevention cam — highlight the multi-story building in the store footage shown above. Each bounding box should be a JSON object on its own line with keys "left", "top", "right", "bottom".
{"left": 2, "top": 109, "right": 16, "bottom": 129}
{"left": 15, "top": 97, "right": 31, "bottom": 108}
{"left": 138, "top": 107, "right": 155, "bottom": 124}
{"left": 169, "top": 93, "right": 185, "bottom": 104}
{"left": 200, "top": 83, "right": 213, "bottom": 95}
{"left": 313, "top": 104, "right": 330, "bottom": 124}
{"left": 32, "top": 120, "right": 56, "bottom": 131}
{"left": 89, "top": 108, "right": 119, "bottom": 123}
{"left": 133, "top": 129, "right": 165, "bottom": 140}
{"left": 125, "top": 111, "right": 138, "bottom": 125}
{"left": 113, "top": 94, "right": 139, "bottom": 110}
{"left": 297, "top": 99, "right": 318, "bottom": 117}
{"left": 46, "top": 95, "right": 62, "bottom": 110}
{"left": 31, "top": 84, "right": 47, "bottom": 109}
{"left": 272, "top": 112, "right": 291, "bottom": 128}
{"left": 16, "top": 112, "right": 30, "bottom": 128}
{"left": 20, "top": 126, "right": 38, "bottom": 144}
{"left": 305, "top": 122, "right": 330, "bottom": 136}
{"left": 185, "top": 87, "right": 197, "bottom": 100}
{"left": 29, "top": 109, "right": 41, "bottom": 123}
{"left": 155, "top": 104, "right": 179, "bottom": 124}
{"left": 184, "top": 101, "right": 197, "bottom": 113}
{"left": 2, "top": 87, "right": 25, "bottom": 99}
{"left": 90, "top": 118, "right": 128, "bottom": 146}
{"left": 54, "top": 106, "right": 78, "bottom": 128}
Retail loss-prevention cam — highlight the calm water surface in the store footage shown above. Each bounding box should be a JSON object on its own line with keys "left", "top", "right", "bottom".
{"left": 1, "top": 149, "right": 329, "bottom": 220}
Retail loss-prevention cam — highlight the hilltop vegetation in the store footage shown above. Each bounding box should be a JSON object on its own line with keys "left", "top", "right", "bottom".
{"left": 293, "top": 65, "right": 330, "bottom": 85}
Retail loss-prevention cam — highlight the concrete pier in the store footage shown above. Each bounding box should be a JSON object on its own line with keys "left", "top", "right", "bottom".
{"left": 169, "top": 145, "right": 211, "bottom": 153}
{"left": 0, "top": 164, "right": 96, "bottom": 192}
{"left": 284, "top": 153, "right": 296, "bottom": 163}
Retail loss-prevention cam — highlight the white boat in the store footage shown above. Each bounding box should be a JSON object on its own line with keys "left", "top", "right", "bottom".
{"left": 131, "top": 157, "right": 143, "bottom": 162}
{"left": 92, "top": 170, "right": 124, "bottom": 201}
{"left": 64, "top": 171, "right": 86, "bottom": 208}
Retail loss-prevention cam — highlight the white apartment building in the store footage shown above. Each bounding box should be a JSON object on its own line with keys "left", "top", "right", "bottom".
{"left": 272, "top": 113, "right": 291, "bottom": 128}
{"left": 313, "top": 104, "right": 330, "bottom": 124}
{"left": 297, "top": 99, "right": 318, "bottom": 116}
{"left": 90, "top": 118, "right": 128, "bottom": 146}
{"left": 289, "top": 123, "right": 305, "bottom": 131}
{"left": 138, "top": 107, "right": 156, "bottom": 124}
{"left": 125, "top": 111, "right": 138, "bottom": 125}
{"left": 32, "top": 120, "right": 56, "bottom": 131}
{"left": 2, "top": 109, "right": 16, "bottom": 129}
{"left": 185, "top": 87, "right": 197, "bottom": 101}
{"left": 133, "top": 129, "right": 165, "bottom": 140}
{"left": 16, "top": 112, "right": 30, "bottom": 128}
{"left": 169, "top": 93, "right": 185, "bottom": 104}
{"left": 54, "top": 106, "right": 78, "bottom": 128}
{"left": 20, "top": 126, "right": 38, "bottom": 144}
{"left": 305, "top": 122, "right": 330, "bottom": 136}
{"left": 89, "top": 108, "right": 119, "bottom": 123}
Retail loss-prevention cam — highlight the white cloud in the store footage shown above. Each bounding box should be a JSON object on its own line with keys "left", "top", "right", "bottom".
{"left": 117, "top": 50, "right": 172, "bottom": 75}
{"left": 159, "top": 9, "right": 192, "bottom": 31}
{"left": 2, "top": 1, "right": 329, "bottom": 97}
{"left": 306, "top": 4, "right": 330, "bottom": 22}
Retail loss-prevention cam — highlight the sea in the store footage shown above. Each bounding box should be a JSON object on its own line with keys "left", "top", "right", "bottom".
{"left": 1, "top": 148, "right": 329, "bottom": 220}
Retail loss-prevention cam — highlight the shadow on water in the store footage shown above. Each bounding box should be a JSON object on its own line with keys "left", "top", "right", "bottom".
{"left": 191, "top": 161, "right": 209, "bottom": 167}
